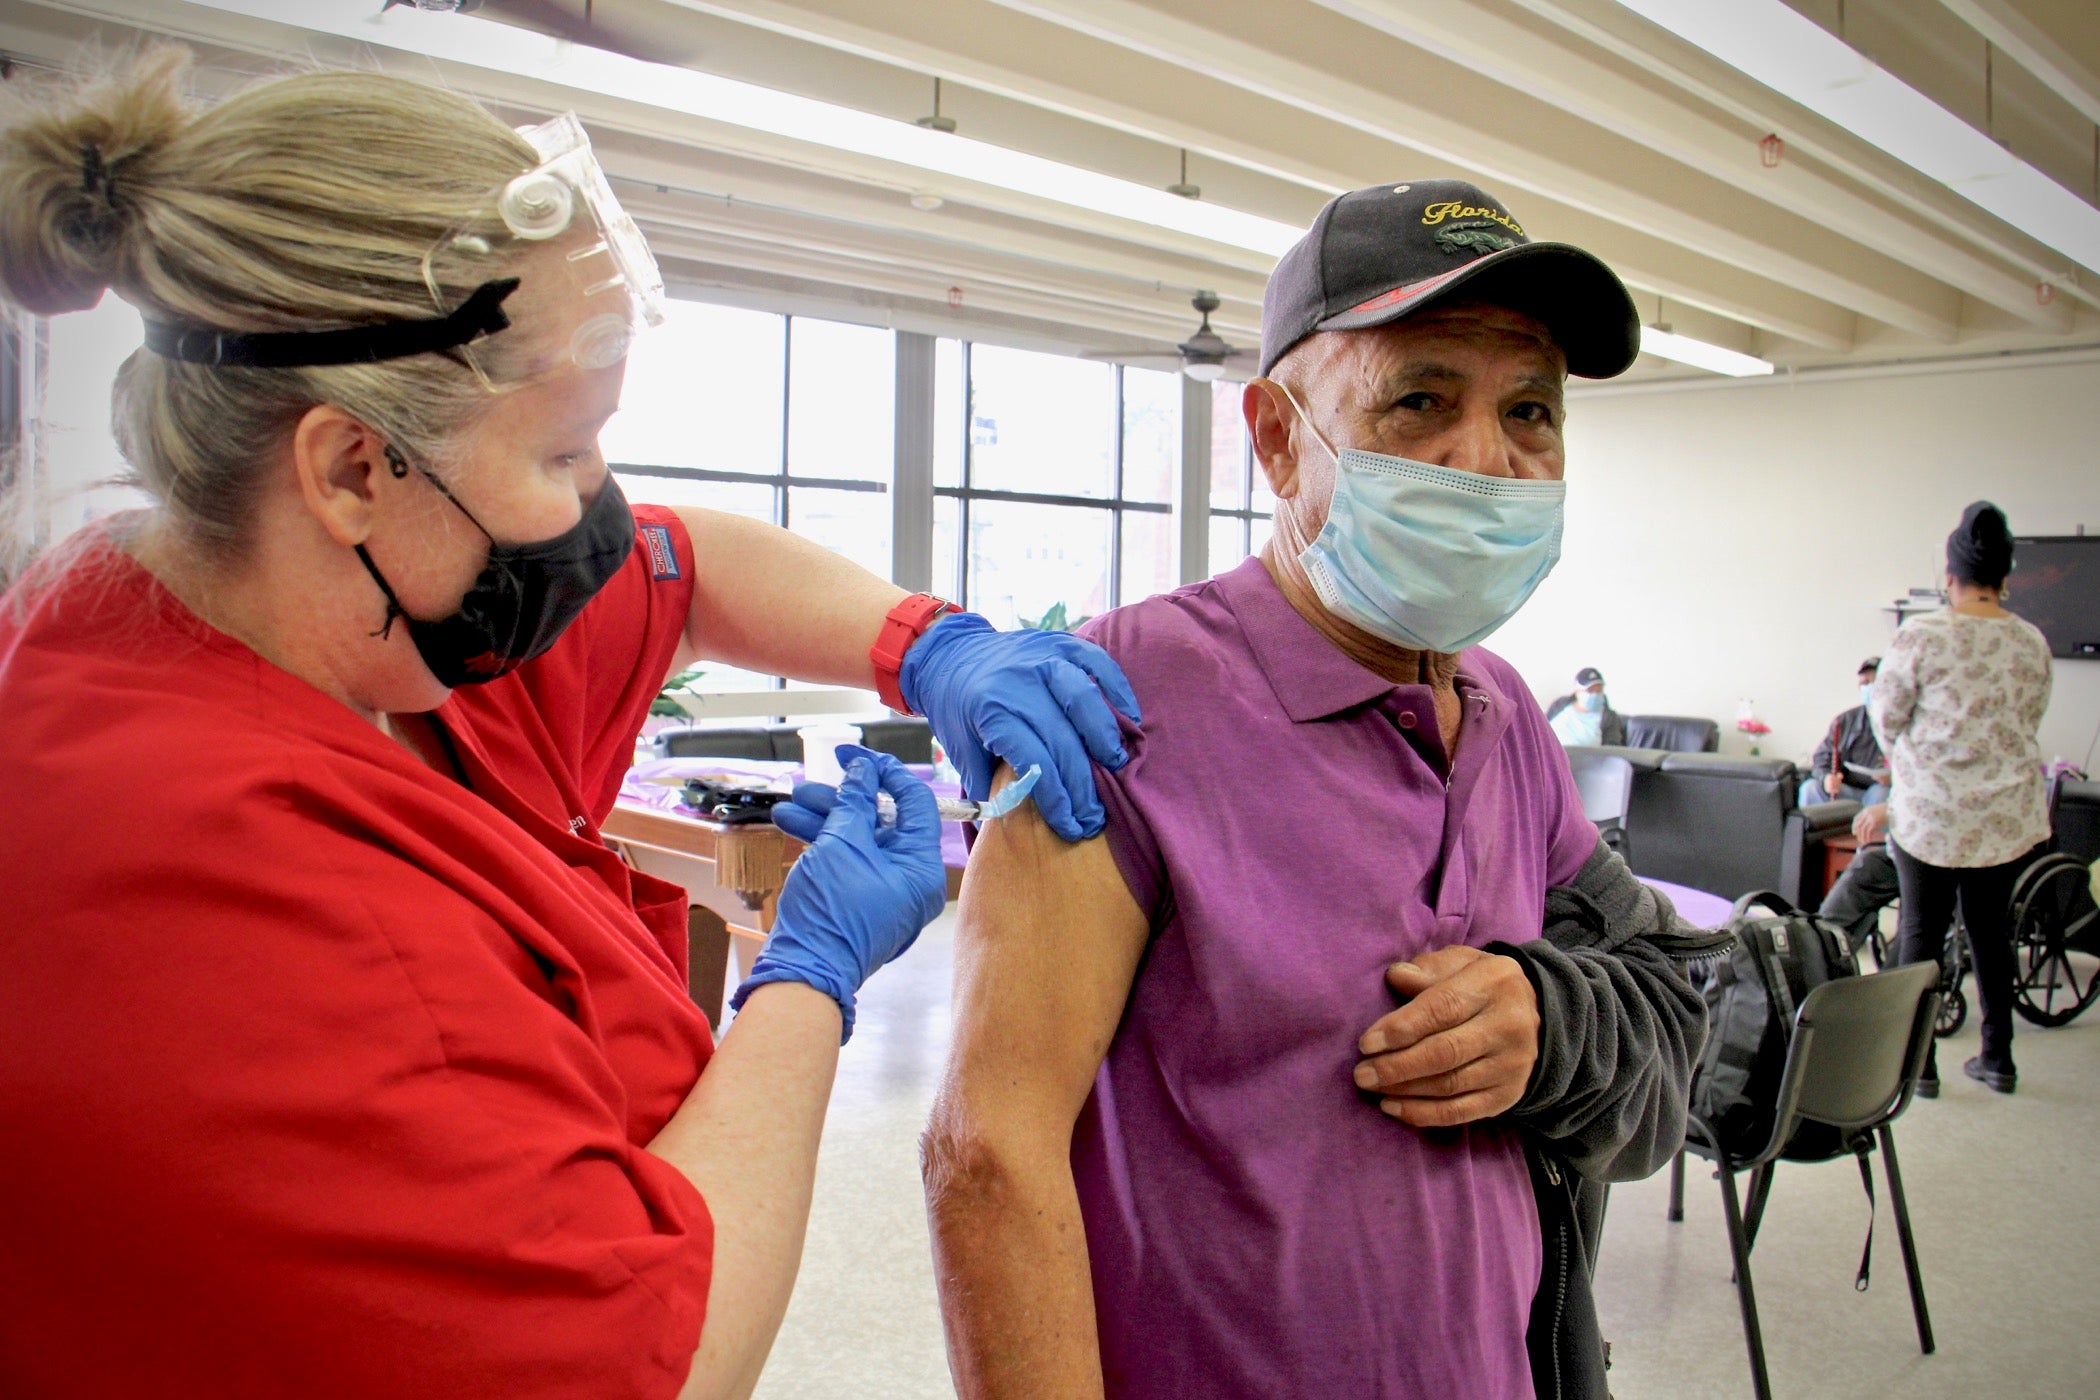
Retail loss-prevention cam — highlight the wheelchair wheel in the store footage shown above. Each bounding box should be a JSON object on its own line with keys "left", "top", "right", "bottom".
{"left": 1932, "top": 926, "right": 1970, "bottom": 1037}
{"left": 2010, "top": 853, "right": 2100, "bottom": 1028}
{"left": 1866, "top": 927, "right": 1891, "bottom": 971}
{"left": 1935, "top": 980, "right": 1967, "bottom": 1037}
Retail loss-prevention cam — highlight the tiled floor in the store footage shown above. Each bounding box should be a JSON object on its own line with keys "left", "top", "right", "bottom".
{"left": 753, "top": 910, "right": 2100, "bottom": 1399}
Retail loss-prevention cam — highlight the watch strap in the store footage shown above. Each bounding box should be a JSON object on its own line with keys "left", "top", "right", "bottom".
{"left": 870, "top": 593, "right": 956, "bottom": 714}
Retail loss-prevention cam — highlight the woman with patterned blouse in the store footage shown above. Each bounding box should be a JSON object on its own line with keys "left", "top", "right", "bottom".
{"left": 1872, "top": 502, "right": 2053, "bottom": 1096}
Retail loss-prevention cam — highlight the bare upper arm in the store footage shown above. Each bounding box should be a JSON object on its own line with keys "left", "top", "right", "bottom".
{"left": 664, "top": 506, "right": 720, "bottom": 677}
{"left": 932, "top": 771, "right": 1151, "bottom": 1151}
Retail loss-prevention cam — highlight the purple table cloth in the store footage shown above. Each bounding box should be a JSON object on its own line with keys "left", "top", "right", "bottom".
{"left": 621, "top": 756, "right": 970, "bottom": 870}
{"left": 1640, "top": 876, "right": 1733, "bottom": 929}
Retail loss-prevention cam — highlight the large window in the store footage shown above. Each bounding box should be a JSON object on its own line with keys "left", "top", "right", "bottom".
{"left": 31, "top": 293, "right": 150, "bottom": 545}
{"left": 605, "top": 302, "right": 893, "bottom": 580}
{"left": 605, "top": 301, "right": 895, "bottom": 694}
{"left": 934, "top": 342, "right": 1182, "bottom": 632}
{"left": 1207, "top": 380, "right": 1274, "bottom": 575}
{"left": 23, "top": 286, "right": 1257, "bottom": 663}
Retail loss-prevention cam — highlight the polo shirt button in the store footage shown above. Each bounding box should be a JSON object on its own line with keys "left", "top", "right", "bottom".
{"left": 1397, "top": 712, "right": 1417, "bottom": 729}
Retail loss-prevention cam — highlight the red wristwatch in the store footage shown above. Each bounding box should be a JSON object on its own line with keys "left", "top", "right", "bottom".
{"left": 870, "top": 593, "right": 958, "bottom": 714}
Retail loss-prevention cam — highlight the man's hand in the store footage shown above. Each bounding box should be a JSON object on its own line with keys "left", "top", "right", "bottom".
{"left": 1823, "top": 772, "right": 1844, "bottom": 797}
{"left": 1354, "top": 946, "right": 1540, "bottom": 1128}
{"left": 1853, "top": 802, "right": 1889, "bottom": 842}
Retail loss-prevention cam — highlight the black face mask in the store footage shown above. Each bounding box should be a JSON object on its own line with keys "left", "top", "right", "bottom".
{"left": 355, "top": 446, "right": 636, "bottom": 687}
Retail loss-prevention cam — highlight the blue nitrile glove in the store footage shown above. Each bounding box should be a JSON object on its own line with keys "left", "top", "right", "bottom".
{"left": 898, "top": 611, "right": 1142, "bottom": 842}
{"left": 729, "top": 746, "right": 947, "bottom": 1042}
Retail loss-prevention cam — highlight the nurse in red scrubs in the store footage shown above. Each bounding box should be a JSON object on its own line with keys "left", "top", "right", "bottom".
{"left": 0, "top": 54, "right": 1137, "bottom": 1400}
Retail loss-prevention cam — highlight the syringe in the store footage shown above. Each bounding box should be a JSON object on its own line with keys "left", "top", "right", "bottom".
{"left": 878, "top": 763, "right": 1043, "bottom": 824}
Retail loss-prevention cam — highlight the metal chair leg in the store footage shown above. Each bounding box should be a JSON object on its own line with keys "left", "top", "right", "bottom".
{"left": 1878, "top": 1125, "right": 1936, "bottom": 1355}
{"left": 1667, "top": 1148, "right": 1685, "bottom": 1222}
{"left": 1742, "top": 1163, "right": 1776, "bottom": 1252}
{"left": 1716, "top": 1161, "right": 1774, "bottom": 1400}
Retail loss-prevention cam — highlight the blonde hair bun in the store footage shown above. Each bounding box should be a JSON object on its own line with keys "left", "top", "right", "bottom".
{"left": 0, "top": 45, "right": 552, "bottom": 566}
{"left": 0, "top": 45, "right": 194, "bottom": 314}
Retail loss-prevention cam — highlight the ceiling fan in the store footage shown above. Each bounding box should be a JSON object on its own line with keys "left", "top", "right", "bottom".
{"left": 1082, "top": 291, "right": 1259, "bottom": 382}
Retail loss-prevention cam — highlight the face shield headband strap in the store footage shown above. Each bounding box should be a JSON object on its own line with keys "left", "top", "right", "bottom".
{"left": 143, "top": 278, "right": 521, "bottom": 369}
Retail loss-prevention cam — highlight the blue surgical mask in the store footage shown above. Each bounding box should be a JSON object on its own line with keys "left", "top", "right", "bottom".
{"left": 1284, "top": 389, "right": 1565, "bottom": 654}
{"left": 1577, "top": 688, "right": 1604, "bottom": 712}
{"left": 1859, "top": 683, "right": 1875, "bottom": 708}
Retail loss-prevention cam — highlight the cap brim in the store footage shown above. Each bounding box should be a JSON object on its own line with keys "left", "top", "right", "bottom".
{"left": 1310, "top": 242, "right": 1640, "bottom": 379}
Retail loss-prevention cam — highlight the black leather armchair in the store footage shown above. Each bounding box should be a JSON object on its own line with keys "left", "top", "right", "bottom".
{"left": 1621, "top": 714, "right": 1721, "bottom": 752}
{"left": 655, "top": 717, "right": 936, "bottom": 765}
{"left": 656, "top": 725, "right": 776, "bottom": 761}
{"left": 2052, "top": 777, "right": 2100, "bottom": 862}
{"left": 1575, "top": 746, "right": 1852, "bottom": 905}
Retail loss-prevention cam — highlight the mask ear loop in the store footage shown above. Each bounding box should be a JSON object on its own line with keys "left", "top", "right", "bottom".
{"left": 354, "top": 442, "right": 492, "bottom": 641}
{"left": 1269, "top": 379, "right": 1341, "bottom": 463}
{"left": 353, "top": 444, "right": 413, "bottom": 640}
{"left": 386, "top": 442, "right": 496, "bottom": 540}
{"left": 354, "top": 546, "right": 409, "bottom": 641}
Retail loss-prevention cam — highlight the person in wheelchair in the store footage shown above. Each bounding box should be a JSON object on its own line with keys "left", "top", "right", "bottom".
{"left": 1820, "top": 801, "right": 1900, "bottom": 958}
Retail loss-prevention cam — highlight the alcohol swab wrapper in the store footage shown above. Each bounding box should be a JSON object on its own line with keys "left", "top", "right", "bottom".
{"left": 877, "top": 763, "right": 1042, "bottom": 824}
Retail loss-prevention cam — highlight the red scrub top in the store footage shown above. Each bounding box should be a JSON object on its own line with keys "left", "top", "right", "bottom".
{"left": 0, "top": 507, "right": 715, "bottom": 1398}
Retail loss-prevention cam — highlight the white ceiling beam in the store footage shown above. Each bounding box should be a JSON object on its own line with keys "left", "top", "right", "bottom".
{"left": 981, "top": 0, "right": 1963, "bottom": 339}
{"left": 618, "top": 186, "right": 1263, "bottom": 343}
{"left": 643, "top": 222, "right": 1207, "bottom": 350}
{"left": 683, "top": 0, "right": 1859, "bottom": 348}
{"left": 664, "top": 0, "right": 1335, "bottom": 195}
{"left": 1312, "top": 0, "right": 2071, "bottom": 331}
{"left": 5, "top": 0, "right": 1863, "bottom": 352}
{"left": 19, "top": 0, "right": 1291, "bottom": 274}
{"left": 591, "top": 134, "right": 1269, "bottom": 316}
{"left": 1937, "top": 0, "right": 2100, "bottom": 127}
{"left": 1512, "top": 0, "right": 2100, "bottom": 317}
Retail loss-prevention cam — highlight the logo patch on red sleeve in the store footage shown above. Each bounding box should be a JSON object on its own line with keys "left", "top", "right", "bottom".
{"left": 640, "top": 523, "right": 681, "bottom": 581}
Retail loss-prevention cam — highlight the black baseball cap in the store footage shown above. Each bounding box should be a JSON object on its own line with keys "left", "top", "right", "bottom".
{"left": 1575, "top": 667, "right": 1605, "bottom": 687}
{"left": 1260, "top": 179, "right": 1640, "bottom": 378}
{"left": 1857, "top": 657, "right": 1881, "bottom": 675}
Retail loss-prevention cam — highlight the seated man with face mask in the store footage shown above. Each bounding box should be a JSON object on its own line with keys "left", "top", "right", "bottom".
{"left": 924, "top": 181, "right": 1715, "bottom": 1400}
{"left": 1546, "top": 666, "right": 1626, "bottom": 747}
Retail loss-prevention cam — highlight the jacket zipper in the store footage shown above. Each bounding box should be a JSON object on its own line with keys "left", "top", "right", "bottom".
{"left": 1543, "top": 1153, "right": 1568, "bottom": 1400}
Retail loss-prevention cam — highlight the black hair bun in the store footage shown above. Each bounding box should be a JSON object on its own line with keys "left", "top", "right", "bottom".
{"left": 1946, "top": 500, "right": 2014, "bottom": 589}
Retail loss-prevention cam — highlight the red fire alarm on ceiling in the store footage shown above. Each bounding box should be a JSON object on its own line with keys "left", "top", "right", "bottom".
{"left": 947, "top": 285, "right": 964, "bottom": 310}
{"left": 1759, "top": 133, "right": 1784, "bottom": 168}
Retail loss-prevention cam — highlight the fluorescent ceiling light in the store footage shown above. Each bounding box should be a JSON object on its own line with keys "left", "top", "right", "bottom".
{"left": 1639, "top": 325, "right": 1774, "bottom": 376}
{"left": 183, "top": 0, "right": 1304, "bottom": 257}
{"left": 1613, "top": 0, "right": 2100, "bottom": 277}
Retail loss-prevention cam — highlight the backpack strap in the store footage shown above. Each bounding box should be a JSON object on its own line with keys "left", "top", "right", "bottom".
{"left": 1729, "top": 889, "right": 1800, "bottom": 921}
{"left": 1763, "top": 936, "right": 1800, "bottom": 1027}
{"left": 1852, "top": 1138, "right": 1877, "bottom": 1292}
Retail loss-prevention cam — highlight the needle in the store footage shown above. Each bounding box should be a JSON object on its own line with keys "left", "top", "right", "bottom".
{"left": 878, "top": 763, "right": 1043, "bottom": 824}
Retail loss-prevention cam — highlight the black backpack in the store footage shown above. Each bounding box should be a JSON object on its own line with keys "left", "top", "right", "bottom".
{"left": 1688, "top": 890, "right": 1862, "bottom": 1163}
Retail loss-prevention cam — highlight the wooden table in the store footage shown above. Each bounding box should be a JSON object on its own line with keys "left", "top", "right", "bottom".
{"left": 603, "top": 798, "right": 965, "bottom": 1027}
{"left": 1822, "top": 831, "right": 1862, "bottom": 898}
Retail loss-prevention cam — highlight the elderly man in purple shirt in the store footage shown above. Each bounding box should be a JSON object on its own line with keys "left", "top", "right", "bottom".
{"left": 923, "top": 180, "right": 1719, "bottom": 1400}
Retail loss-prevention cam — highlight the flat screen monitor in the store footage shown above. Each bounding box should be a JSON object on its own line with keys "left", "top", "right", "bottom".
{"left": 2011, "top": 536, "right": 2100, "bottom": 660}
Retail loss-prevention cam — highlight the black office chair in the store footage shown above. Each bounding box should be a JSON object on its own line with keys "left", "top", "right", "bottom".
{"left": 655, "top": 726, "right": 778, "bottom": 761}
{"left": 1566, "top": 749, "right": 1634, "bottom": 862}
{"left": 1667, "top": 960, "right": 1941, "bottom": 1400}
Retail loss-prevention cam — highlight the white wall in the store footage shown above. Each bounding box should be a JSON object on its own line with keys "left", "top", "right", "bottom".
{"left": 1494, "top": 354, "right": 2100, "bottom": 774}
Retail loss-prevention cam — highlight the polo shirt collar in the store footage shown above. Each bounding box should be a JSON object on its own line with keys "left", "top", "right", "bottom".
{"left": 1217, "top": 557, "right": 1411, "bottom": 722}
{"left": 1217, "top": 557, "right": 1516, "bottom": 725}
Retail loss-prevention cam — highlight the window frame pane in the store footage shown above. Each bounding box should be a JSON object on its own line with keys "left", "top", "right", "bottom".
{"left": 932, "top": 342, "right": 1204, "bottom": 620}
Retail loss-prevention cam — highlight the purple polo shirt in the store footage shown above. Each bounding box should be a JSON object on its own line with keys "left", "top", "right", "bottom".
{"left": 1072, "top": 558, "right": 1596, "bottom": 1400}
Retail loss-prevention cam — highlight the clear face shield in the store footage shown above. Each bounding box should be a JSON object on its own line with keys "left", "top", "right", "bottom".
{"left": 421, "top": 112, "right": 667, "bottom": 391}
